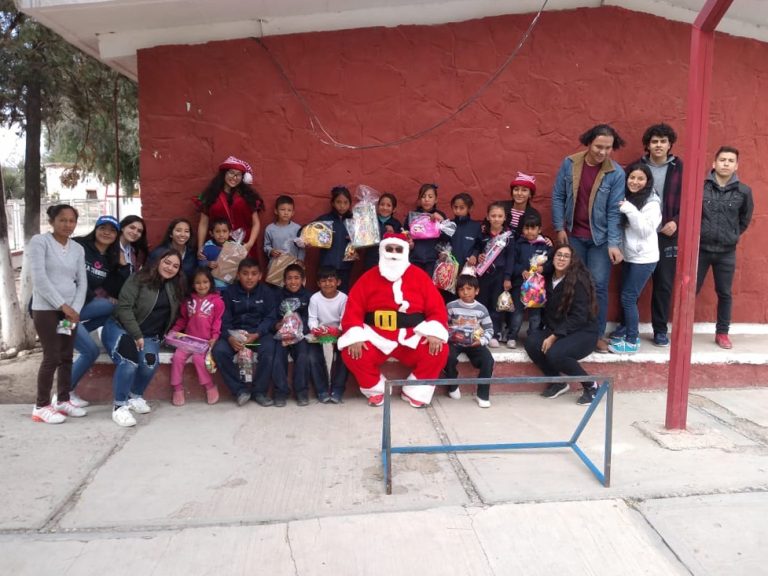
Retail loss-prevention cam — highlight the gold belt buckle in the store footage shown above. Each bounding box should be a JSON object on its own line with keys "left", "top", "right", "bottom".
{"left": 373, "top": 310, "right": 397, "bottom": 331}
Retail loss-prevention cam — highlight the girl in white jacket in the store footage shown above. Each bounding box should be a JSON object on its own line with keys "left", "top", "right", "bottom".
{"left": 609, "top": 163, "right": 661, "bottom": 354}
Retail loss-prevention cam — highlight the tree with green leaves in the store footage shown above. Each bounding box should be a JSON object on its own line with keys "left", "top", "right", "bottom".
{"left": 0, "top": 0, "right": 138, "bottom": 351}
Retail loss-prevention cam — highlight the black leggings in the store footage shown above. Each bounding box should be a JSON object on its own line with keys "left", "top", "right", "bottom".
{"left": 524, "top": 328, "right": 598, "bottom": 388}
{"left": 33, "top": 310, "right": 75, "bottom": 407}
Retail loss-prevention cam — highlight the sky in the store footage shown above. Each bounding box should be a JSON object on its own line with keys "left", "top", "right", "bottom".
{"left": 0, "top": 125, "right": 27, "bottom": 167}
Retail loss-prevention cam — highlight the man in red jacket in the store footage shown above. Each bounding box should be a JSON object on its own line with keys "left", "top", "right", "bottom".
{"left": 339, "top": 232, "right": 449, "bottom": 407}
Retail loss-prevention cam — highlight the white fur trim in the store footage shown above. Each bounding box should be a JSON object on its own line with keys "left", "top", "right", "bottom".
{"left": 360, "top": 374, "right": 386, "bottom": 397}
{"left": 243, "top": 172, "right": 253, "bottom": 185}
{"left": 392, "top": 277, "right": 410, "bottom": 312}
{"left": 337, "top": 324, "right": 397, "bottom": 355}
{"left": 402, "top": 373, "right": 435, "bottom": 404}
{"left": 380, "top": 236, "right": 409, "bottom": 249}
{"left": 414, "top": 320, "right": 449, "bottom": 342}
{"left": 398, "top": 329, "right": 421, "bottom": 349}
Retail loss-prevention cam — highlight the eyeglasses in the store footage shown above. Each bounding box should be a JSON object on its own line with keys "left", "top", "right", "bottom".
{"left": 554, "top": 253, "right": 572, "bottom": 260}
{"left": 225, "top": 170, "right": 243, "bottom": 178}
{"left": 384, "top": 245, "right": 404, "bottom": 253}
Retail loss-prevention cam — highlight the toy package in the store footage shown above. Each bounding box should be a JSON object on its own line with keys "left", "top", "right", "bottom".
{"left": 521, "top": 253, "right": 548, "bottom": 308}
{"left": 164, "top": 332, "right": 210, "bottom": 355}
{"left": 408, "top": 212, "right": 457, "bottom": 239}
{"left": 475, "top": 231, "right": 511, "bottom": 276}
{"left": 496, "top": 291, "right": 515, "bottom": 312}
{"left": 296, "top": 221, "right": 333, "bottom": 249}
{"left": 449, "top": 316, "right": 484, "bottom": 346}
{"left": 433, "top": 244, "right": 459, "bottom": 293}
{"left": 275, "top": 298, "right": 304, "bottom": 346}
{"left": 212, "top": 241, "right": 248, "bottom": 284}
{"left": 349, "top": 185, "right": 380, "bottom": 248}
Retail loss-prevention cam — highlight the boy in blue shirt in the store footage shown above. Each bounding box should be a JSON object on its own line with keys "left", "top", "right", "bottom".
{"left": 271, "top": 264, "right": 311, "bottom": 406}
{"left": 199, "top": 218, "right": 232, "bottom": 291}
{"left": 213, "top": 258, "right": 277, "bottom": 406}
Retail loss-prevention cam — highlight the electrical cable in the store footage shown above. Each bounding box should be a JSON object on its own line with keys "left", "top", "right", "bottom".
{"left": 253, "top": 0, "right": 549, "bottom": 150}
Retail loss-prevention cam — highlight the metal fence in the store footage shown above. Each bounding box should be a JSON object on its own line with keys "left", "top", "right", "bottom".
{"left": 5, "top": 198, "right": 142, "bottom": 251}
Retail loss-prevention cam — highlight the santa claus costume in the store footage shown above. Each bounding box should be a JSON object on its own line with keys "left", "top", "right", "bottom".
{"left": 338, "top": 232, "right": 449, "bottom": 407}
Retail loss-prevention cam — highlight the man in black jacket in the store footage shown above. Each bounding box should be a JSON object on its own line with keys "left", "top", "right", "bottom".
{"left": 696, "top": 146, "right": 754, "bottom": 349}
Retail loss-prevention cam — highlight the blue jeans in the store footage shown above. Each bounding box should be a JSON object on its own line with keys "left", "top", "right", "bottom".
{"left": 213, "top": 336, "right": 275, "bottom": 397}
{"left": 620, "top": 261, "right": 656, "bottom": 341}
{"left": 101, "top": 318, "right": 162, "bottom": 405}
{"left": 72, "top": 297, "right": 115, "bottom": 388}
{"left": 569, "top": 237, "right": 612, "bottom": 337}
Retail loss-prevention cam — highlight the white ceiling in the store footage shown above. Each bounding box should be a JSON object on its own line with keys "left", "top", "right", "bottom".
{"left": 15, "top": 0, "right": 768, "bottom": 80}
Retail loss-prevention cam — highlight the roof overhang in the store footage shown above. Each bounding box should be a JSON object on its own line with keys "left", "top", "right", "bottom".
{"left": 14, "top": 0, "right": 768, "bottom": 81}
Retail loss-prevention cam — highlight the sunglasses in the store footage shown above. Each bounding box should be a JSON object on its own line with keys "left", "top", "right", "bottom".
{"left": 384, "top": 245, "right": 405, "bottom": 253}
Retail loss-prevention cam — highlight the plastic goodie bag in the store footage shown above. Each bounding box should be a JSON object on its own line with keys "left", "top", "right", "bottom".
{"left": 349, "top": 185, "right": 380, "bottom": 248}
{"left": 307, "top": 325, "right": 342, "bottom": 383}
{"left": 275, "top": 298, "right": 304, "bottom": 346}
{"left": 212, "top": 241, "right": 248, "bottom": 284}
{"left": 521, "top": 253, "right": 548, "bottom": 308}
{"left": 296, "top": 221, "right": 333, "bottom": 249}
{"left": 343, "top": 220, "right": 359, "bottom": 262}
{"left": 228, "top": 329, "right": 257, "bottom": 383}
{"left": 164, "top": 332, "right": 210, "bottom": 354}
{"left": 496, "top": 290, "right": 515, "bottom": 312}
{"left": 449, "top": 316, "right": 484, "bottom": 346}
{"left": 475, "top": 231, "right": 511, "bottom": 276}
{"left": 432, "top": 243, "right": 459, "bottom": 293}
{"left": 408, "top": 212, "right": 457, "bottom": 240}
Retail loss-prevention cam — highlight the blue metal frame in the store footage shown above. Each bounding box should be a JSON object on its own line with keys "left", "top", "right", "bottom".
{"left": 381, "top": 375, "right": 613, "bottom": 495}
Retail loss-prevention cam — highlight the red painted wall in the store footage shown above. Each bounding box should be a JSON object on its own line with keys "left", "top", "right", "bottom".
{"left": 137, "top": 6, "right": 767, "bottom": 324}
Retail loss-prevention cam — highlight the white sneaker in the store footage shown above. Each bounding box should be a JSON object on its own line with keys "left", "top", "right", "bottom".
{"left": 476, "top": 397, "right": 491, "bottom": 409}
{"left": 448, "top": 388, "right": 461, "bottom": 400}
{"left": 32, "top": 405, "right": 66, "bottom": 424}
{"left": 112, "top": 405, "right": 136, "bottom": 427}
{"left": 69, "top": 391, "right": 90, "bottom": 408}
{"left": 489, "top": 338, "right": 500, "bottom": 348}
{"left": 54, "top": 400, "right": 87, "bottom": 417}
{"left": 127, "top": 397, "right": 151, "bottom": 414}
{"left": 506, "top": 339, "right": 517, "bottom": 349}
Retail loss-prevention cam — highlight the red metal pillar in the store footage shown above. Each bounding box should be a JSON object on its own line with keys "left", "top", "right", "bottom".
{"left": 665, "top": 0, "right": 733, "bottom": 430}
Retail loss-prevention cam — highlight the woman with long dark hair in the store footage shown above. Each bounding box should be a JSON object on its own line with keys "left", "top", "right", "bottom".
{"left": 195, "top": 156, "right": 264, "bottom": 260}
{"left": 149, "top": 217, "right": 197, "bottom": 278}
{"left": 68, "top": 216, "right": 122, "bottom": 405}
{"left": 524, "top": 244, "right": 600, "bottom": 405}
{"left": 101, "top": 248, "right": 185, "bottom": 427}
{"left": 115, "top": 214, "right": 149, "bottom": 290}
{"left": 27, "top": 204, "right": 88, "bottom": 423}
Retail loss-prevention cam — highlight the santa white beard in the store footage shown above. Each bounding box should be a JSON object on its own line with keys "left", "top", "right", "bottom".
{"left": 379, "top": 251, "right": 410, "bottom": 282}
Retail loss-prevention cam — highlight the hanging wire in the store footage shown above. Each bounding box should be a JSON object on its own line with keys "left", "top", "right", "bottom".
{"left": 253, "top": 0, "right": 549, "bottom": 150}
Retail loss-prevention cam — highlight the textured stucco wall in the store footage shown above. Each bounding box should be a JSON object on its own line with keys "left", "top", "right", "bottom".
{"left": 137, "top": 6, "right": 767, "bottom": 324}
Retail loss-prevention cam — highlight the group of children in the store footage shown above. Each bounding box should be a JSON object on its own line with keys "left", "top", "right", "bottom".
{"left": 167, "top": 174, "right": 552, "bottom": 409}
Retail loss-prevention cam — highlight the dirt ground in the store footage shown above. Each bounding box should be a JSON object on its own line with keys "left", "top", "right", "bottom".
{"left": 0, "top": 348, "right": 42, "bottom": 404}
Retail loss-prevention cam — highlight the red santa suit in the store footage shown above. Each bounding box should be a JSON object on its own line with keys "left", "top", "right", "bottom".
{"left": 338, "top": 233, "right": 448, "bottom": 406}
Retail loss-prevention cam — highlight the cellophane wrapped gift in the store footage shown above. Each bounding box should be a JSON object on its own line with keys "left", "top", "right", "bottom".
{"left": 449, "top": 316, "right": 484, "bottom": 346}
{"left": 350, "top": 185, "right": 380, "bottom": 247}
{"left": 212, "top": 241, "right": 248, "bottom": 284}
{"left": 205, "top": 350, "right": 217, "bottom": 374}
{"left": 433, "top": 243, "right": 459, "bottom": 293}
{"left": 408, "top": 212, "right": 458, "bottom": 239}
{"left": 307, "top": 325, "right": 341, "bottom": 344}
{"left": 343, "top": 220, "right": 359, "bottom": 262}
{"left": 496, "top": 290, "right": 515, "bottom": 312}
{"left": 521, "top": 253, "right": 548, "bottom": 308}
{"left": 164, "top": 332, "right": 210, "bottom": 354}
{"left": 266, "top": 252, "right": 297, "bottom": 287}
{"left": 475, "top": 231, "right": 511, "bottom": 276}
{"left": 297, "top": 221, "right": 333, "bottom": 248}
{"left": 275, "top": 298, "right": 304, "bottom": 346}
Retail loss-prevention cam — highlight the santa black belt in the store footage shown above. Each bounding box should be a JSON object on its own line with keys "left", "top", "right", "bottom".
{"left": 364, "top": 311, "right": 426, "bottom": 332}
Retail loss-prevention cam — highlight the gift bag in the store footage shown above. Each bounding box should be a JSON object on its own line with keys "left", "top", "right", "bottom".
{"left": 266, "top": 253, "right": 297, "bottom": 287}
{"left": 475, "top": 231, "right": 511, "bottom": 276}
{"left": 297, "top": 221, "right": 333, "bottom": 248}
{"left": 350, "top": 185, "right": 381, "bottom": 247}
{"left": 408, "top": 212, "right": 457, "bottom": 239}
{"left": 521, "top": 254, "right": 548, "bottom": 309}
{"left": 275, "top": 298, "right": 305, "bottom": 346}
{"left": 433, "top": 244, "right": 459, "bottom": 293}
{"left": 212, "top": 241, "right": 248, "bottom": 284}
{"left": 496, "top": 291, "right": 515, "bottom": 312}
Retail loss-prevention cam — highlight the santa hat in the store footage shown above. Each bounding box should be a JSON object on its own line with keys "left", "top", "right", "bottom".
{"left": 380, "top": 232, "right": 410, "bottom": 250}
{"left": 219, "top": 155, "right": 253, "bottom": 185}
{"left": 510, "top": 171, "right": 536, "bottom": 194}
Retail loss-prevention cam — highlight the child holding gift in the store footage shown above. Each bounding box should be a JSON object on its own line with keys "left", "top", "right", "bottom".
{"left": 168, "top": 267, "right": 224, "bottom": 406}
{"left": 264, "top": 195, "right": 305, "bottom": 280}
{"left": 445, "top": 275, "right": 495, "bottom": 408}
{"left": 477, "top": 202, "right": 514, "bottom": 347}
{"left": 404, "top": 183, "right": 447, "bottom": 277}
